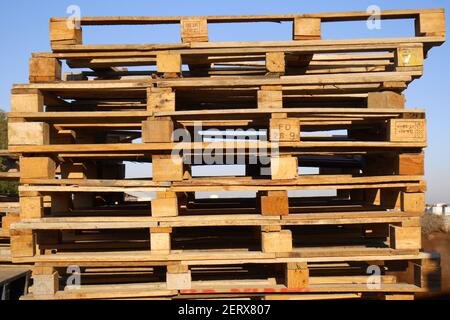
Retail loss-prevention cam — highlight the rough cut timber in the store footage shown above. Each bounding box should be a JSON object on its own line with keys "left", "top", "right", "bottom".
{"left": 4, "top": 7, "right": 445, "bottom": 300}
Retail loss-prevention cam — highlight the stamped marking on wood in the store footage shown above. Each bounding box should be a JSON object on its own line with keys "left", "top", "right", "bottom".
{"left": 388, "top": 119, "right": 426, "bottom": 142}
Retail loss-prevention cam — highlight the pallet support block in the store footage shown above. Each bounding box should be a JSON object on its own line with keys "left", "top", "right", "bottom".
{"left": 50, "top": 19, "right": 82, "bottom": 46}
{"left": 401, "top": 192, "right": 425, "bottom": 213}
{"left": 389, "top": 225, "right": 421, "bottom": 250}
{"left": 166, "top": 264, "right": 192, "bottom": 290}
{"left": 32, "top": 267, "right": 59, "bottom": 296}
{"left": 397, "top": 153, "right": 424, "bottom": 175}
{"left": 8, "top": 122, "right": 50, "bottom": 146}
{"left": 1, "top": 214, "right": 20, "bottom": 236}
{"left": 395, "top": 45, "right": 424, "bottom": 71}
{"left": 261, "top": 229, "right": 292, "bottom": 253}
{"left": 20, "top": 156, "right": 56, "bottom": 179}
{"left": 156, "top": 53, "right": 182, "bottom": 75}
{"left": 151, "top": 192, "right": 179, "bottom": 217}
{"left": 266, "top": 52, "right": 285, "bottom": 74}
{"left": 142, "top": 117, "right": 174, "bottom": 143}
{"left": 271, "top": 156, "right": 298, "bottom": 180}
{"left": 257, "top": 87, "right": 283, "bottom": 109}
{"left": 180, "top": 18, "right": 208, "bottom": 43}
{"left": 387, "top": 119, "right": 426, "bottom": 142}
{"left": 415, "top": 12, "right": 446, "bottom": 37}
{"left": 20, "top": 196, "right": 44, "bottom": 219}
{"left": 147, "top": 87, "right": 176, "bottom": 112}
{"left": 29, "top": 57, "right": 62, "bottom": 82}
{"left": 269, "top": 117, "right": 300, "bottom": 142}
{"left": 367, "top": 91, "right": 404, "bottom": 109}
{"left": 285, "top": 262, "right": 309, "bottom": 289}
{"left": 10, "top": 92, "right": 44, "bottom": 112}
{"left": 150, "top": 227, "right": 172, "bottom": 253}
{"left": 293, "top": 17, "right": 321, "bottom": 40}
{"left": 260, "top": 191, "right": 289, "bottom": 216}
{"left": 152, "top": 155, "right": 184, "bottom": 182}
{"left": 10, "top": 229, "right": 35, "bottom": 258}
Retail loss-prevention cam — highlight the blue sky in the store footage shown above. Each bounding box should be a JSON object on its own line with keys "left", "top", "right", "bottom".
{"left": 0, "top": 0, "right": 448, "bottom": 203}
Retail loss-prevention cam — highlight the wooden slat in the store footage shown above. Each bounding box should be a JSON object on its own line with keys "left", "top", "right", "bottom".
{"left": 49, "top": 9, "right": 444, "bottom": 25}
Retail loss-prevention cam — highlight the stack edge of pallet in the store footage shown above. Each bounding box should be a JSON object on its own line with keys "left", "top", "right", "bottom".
{"left": 6, "top": 8, "right": 445, "bottom": 300}
{"left": 0, "top": 151, "right": 19, "bottom": 263}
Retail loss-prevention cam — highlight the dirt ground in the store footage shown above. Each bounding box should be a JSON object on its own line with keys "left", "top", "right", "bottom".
{"left": 421, "top": 232, "right": 450, "bottom": 297}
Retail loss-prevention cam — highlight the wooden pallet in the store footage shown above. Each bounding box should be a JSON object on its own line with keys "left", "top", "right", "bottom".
{"left": 38, "top": 9, "right": 445, "bottom": 83}
{"left": 8, "top": 208, "right": 424, "bottom": 264}
{"left": 5, "top": 8, "right": 445, "bottom": 300}
{"left": 20, "top": 252, "right": 440, "bottom": 300}
{"left": 49, "top": 9, "right": 446, "bottom": 45}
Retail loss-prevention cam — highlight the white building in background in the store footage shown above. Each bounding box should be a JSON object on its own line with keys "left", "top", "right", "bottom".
{"left": 426, "top": 203, "right": 450, "bottom": 216}
{"left": 433, "top": 203, "right": 445, "bottom": 215}
{"left": 444, "top": 205, "right": 450, "bottom": 216}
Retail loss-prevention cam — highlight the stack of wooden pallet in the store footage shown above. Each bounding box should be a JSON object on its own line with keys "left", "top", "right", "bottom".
{"left": 0, "top": 151, "right": 19, "bottom": 262}
{"left": 7, "top": 8, "right": 445, "bottom": 300}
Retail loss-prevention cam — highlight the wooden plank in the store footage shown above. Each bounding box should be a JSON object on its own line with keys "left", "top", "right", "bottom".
{"left": 11, "top": 250, "right": 433, "bottom": 265}
{"left": 12, "top": 211, "right": 420, "bottom": 229}
{"left": 49, "top": 9, "right": 444, "bottom": 25}
{"left": 0, "top": 172, "right": 20, "bottom": 180}
{"left": 19, "top": 178, "right": 169, "bottom": 187}
{"left": 9, "top": 141, "right": 428, "bottom": 154}
{"left": 158, "top": 72, "right": 413, "bottom": 88}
